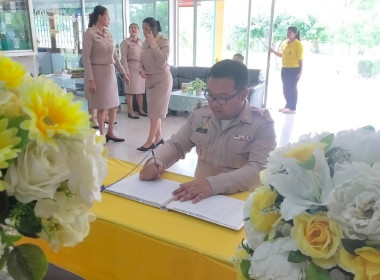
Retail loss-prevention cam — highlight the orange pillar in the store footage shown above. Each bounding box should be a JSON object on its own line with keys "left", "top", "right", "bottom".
{"left": 214, "top": 1, "right": 224, "bottom": 63}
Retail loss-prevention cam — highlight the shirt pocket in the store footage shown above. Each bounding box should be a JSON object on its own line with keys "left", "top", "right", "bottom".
{"left": 226, "top": 137, "right": 252, "bottom": 168}
{"left": 190, "top": 132, "right": 210, "bottom": 161}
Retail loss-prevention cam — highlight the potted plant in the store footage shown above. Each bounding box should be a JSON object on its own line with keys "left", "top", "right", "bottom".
{"left": 188, "top": 78, "right": 206, "bottom": 95}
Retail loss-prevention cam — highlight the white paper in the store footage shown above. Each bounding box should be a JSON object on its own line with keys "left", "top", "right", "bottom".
{"left": 167, "top": 195, "right": 245, "bottom": 230}
{"left": 106, "top": 173, "right": 179, "bottom": 207}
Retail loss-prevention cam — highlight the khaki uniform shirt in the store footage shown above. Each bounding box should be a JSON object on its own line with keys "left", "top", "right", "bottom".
{"left": 154, "top": 102, "right": 277, "bottom": 194}
{"left": 140, "top": 33, "right": 170, "bottom": 74}
{"left": 82, "top": 26, "right": 125, "bottom": 81}
{"left": 120, "top": 37, "right": 143, "bottom": 75}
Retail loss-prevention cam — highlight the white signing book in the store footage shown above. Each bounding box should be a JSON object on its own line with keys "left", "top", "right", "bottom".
{"left": 105, "top": 173, "right": 244, "bottom": 230}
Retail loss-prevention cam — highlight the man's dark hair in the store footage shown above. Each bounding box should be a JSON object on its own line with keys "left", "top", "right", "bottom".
{"left": 208, "top": 59, "right": 248, "bottom": 91}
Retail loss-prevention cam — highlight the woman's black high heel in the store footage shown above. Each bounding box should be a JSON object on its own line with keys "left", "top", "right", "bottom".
{"left": 136, "top": 143, "right": 156, "bottom": 151}
{"left": 155, "top": 138, "right": 164, "bottom": 146}
{"left": 106, "top": 135, "right": 125, "bottom": 142}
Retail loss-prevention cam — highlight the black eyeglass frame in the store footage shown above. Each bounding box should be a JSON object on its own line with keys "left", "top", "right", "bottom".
{"left": 203, "top": 89, "right": 244, "bottom": 105}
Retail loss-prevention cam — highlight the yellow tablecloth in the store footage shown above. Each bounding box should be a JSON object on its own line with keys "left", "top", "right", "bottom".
{"left": 20, "top": 158, "right": 248, "bottom": 280}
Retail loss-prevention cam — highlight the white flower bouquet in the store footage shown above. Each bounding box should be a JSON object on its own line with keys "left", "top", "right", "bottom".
{"left": 232, "top": 127, "right": 380, "bottom": 280}
{"left": 0, "top": 55, "right": 107, "bottom": 279}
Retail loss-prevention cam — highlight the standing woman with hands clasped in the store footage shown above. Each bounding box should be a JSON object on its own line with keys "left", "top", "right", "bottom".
{"left": 137, "top": 17, "right": 172, "bottom": 151}
{"left": 120, "top": 23, "right": 147, "bottom": 119}
{"left": 271, "top": 26, "right": 303, "bottom": 114}
{"left": 82, "top": 5, "right": 129, "bottom": 142}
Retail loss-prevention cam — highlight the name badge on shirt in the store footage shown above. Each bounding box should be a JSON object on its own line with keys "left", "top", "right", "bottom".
{"left": 196, "top": 122, "right": 209, "bottom": 134}
{"left": 233, "top": 134, "right": 251, "bottom": 141}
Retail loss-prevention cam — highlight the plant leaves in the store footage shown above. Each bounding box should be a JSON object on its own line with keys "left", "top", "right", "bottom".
{"left": 306, "top": 262, "right": 331, "bottom": 280}
{"left": 0, "top": 227, "right": 22, "bottom": 246}
{"left": 320, "top": 133, "right": 334, "bottom": 150}
{"left": 7, "top": 244, "right": 48, "bottom": 280}
{"left": 341, "top": 239, "right": 367, "bottom": 255}
{"left": 240, "top": 259, "right": 251, "bottom": 280}
{"left": 298, "top": 154, "right": 315, "bottom": 170}
{"left": 7, "top": 116, "right": 29, "bottom": 150}
{"left": 0, "top": 247, "right": 9, "bottom": 270}
{"left": 366, "top": 240, "right": 380, "bottom": 248}
{"left": 288, "top": 250, "right": 307, "bottom": 263}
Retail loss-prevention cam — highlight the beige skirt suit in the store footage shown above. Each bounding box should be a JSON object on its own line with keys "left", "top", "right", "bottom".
{"left": 82, "top": 26, "right": 126, "bottom": 110}
{"left": 140, "top": 33, "right": 173, "bottom": 119}
{"left": 120, "top": 37, "right": 145, "bottom": 94}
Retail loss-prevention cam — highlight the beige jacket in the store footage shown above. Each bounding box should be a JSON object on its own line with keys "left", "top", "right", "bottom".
{"left": 82, "top": 26, "right": 125, "bottom": 81}
{"left": 140, "top": 33, "right": 170, "bottom": 74}
{"left": 154, "top": 102, "right": 277, "bottom": 194}
{"left": 120, "top": 37, "right": 143, "bottom": 75}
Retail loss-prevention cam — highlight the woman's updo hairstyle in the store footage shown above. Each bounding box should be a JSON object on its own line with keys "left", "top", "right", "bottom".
{"left": 143, "top": 17, "right": 162, "bottom": 34}
{"left": 88, "top": 5, "right": 107, "bottom": 28}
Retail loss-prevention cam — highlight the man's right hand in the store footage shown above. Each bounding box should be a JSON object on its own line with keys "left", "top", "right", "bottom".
{"left": 139, "top": 161, "right": 164, "bottom": 181}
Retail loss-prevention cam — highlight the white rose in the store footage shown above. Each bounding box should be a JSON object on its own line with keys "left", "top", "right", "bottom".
{"left": 332, "top": 128, "right": 380, "bottom": 165}
{"left": 66, "top": 134, "right": 107, "bottom": 206}
{"left": 249, "top": 237, "right": 307, "bottom": 280}
{"left": 4, "top": 141, "right": 70, "bottom": 203}
{"left": 328, "top": 162, "right": 380, "bottom": 240}
{"left": 34, "top": 191, "right": 96, "bottom": 251}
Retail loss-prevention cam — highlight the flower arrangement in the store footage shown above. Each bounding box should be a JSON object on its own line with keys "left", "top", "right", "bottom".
{"left": 188, "top": 78, "right": 206, "bottom": 95}
{"left": 232, "top": 127, "right": 380, "bottom": 280}
{"left": 0, "top": 55, "right": 107, "bottom": 279}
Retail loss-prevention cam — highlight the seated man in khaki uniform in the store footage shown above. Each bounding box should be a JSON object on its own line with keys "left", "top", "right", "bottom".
{"left": 140, "top": 59, "right": 276, "bottom": 203}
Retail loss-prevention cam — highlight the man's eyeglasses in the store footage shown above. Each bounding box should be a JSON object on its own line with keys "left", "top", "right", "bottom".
{"left": 204, "top": 90, "right": 243, "bottom": 105}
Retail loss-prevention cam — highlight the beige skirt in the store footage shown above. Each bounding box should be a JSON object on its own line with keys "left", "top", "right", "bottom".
{"left": 84, "top": 64, "right": 119, "bottom": 110}
{"left": 124, "top": 60, "right": 145, "bottom": 94}
{"left": 146, "top": 71, "right": 173, "bottom": 119}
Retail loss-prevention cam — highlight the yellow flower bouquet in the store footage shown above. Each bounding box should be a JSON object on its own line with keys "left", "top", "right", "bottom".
{"left": 0, "top": 55, "right": 107, "bottom": 279}
{"left": 232, "top": 127, "right": 380, "bottom": 280}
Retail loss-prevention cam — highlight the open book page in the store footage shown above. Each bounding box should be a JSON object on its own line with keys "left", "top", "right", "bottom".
{"left": 167, "top": 195, "right": 245, "bottom": 230}
{"left": 105, "top": 173, "right": 179, "bottom": 208}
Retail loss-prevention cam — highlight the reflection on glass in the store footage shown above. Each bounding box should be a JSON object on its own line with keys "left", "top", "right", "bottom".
{"left": 178, "top": 4, "right": 193, "bottom": 66}
{"left": 0, "top": 0, "right": 33, "bottom": 51}
{"left": 33, "top": 1, "right": 82, "bottom": 52}
{"left": 195, "top": 1, "right": 215, "bottom": 66}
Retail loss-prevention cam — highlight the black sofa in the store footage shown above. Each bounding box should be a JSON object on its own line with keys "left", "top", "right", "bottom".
{"left": 169, "top": 66, "right": 266, "bottom": 108}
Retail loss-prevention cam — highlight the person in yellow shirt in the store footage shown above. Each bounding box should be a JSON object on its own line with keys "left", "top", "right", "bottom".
{"left": 271, "top": 26, "right": 303, "bottom": 114}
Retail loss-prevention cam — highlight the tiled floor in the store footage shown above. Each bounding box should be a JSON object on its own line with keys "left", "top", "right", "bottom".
{"left": 101, "top": 87, "right": 380, "bottom": 178}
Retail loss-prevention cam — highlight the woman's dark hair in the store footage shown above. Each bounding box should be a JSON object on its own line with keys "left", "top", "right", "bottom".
{"left": 88, "top": 5, "right": 107, "bottom": 28}
{"left": 143, "top": 17, "right": 162, "bottom": 34}
{"left": 288, "top": 26, "right": 300, "bottom": 41}
{"left": 208, "top": 59, "right": 248, "bottom": 91}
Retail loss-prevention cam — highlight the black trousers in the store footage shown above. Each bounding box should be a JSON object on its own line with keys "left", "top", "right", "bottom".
{"left": 281, "top": 67, "right": 300, "bottom": 110}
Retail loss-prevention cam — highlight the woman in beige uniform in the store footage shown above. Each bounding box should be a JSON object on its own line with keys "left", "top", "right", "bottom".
{"left": 120, "top": 23, "right": 147, "bottom": 119}
{"left": 82, "top": 5, "right": 129, "bottom": 142}
{"left": 138, "top": 17, "right": 172, "bottom": 151}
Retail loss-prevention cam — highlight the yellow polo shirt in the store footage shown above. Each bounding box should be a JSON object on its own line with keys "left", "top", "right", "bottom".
{"left": 282, "top": 39, "right": 303, "bottom": 68}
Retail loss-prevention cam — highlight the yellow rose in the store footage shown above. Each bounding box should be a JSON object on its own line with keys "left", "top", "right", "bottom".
{"left": 284, "top": 142, "right": 326, "bottom": 162}
{"left": 291, "top": 212, "right": 342, "bottom": 268}
{"left": 337, "top": 246, "right": 380, "bottom": 280}
{"left": 250, "top": 185, "right": 280, "bottom": 231}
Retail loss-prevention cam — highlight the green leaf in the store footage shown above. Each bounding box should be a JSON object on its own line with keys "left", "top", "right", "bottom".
{"left": 341, "top": 238, "right": 367, "bottom": 255}
{"left": 0, "top": 247, "right": 10, "bottom": 270}
{"left": 0, "top": 228, "right": 22, "bottom": 246}
{"left": 298, "top": 154, "right": 315, "bottom": 170}
{"left": 320, "top": 133, "right": 334, "bottom": 150}
{"left": 287, "top": 250, "right": 307, "bottom": 263}
{"left": 8, "top": 116, "right": 29, "bottom": 150}
{"left": 7, "top": 244, "right": 48, "bottom": 280}
{"left": 366, "top": 240, "right": 380, "bottom": 248}
{"left": 240, "top": 259, "right": 251, "bottom": 280}
{"left": 306, "top": 262, "right": 331, "bottom": 280}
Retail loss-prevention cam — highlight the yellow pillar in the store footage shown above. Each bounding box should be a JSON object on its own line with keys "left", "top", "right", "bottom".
{"left": 214, "top": 1, "right": 224, "bottom": 63}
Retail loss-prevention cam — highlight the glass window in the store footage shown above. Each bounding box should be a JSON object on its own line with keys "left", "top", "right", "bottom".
{"left": 128, "top": 0, "right": 169, "bottom": 39}
{"left": 84, "top": 0, "right": 124, "bottom": 54}
{"left": 0, "top": 0, "right": 33, "bottom": 51}
{"left": 178, "top": 2, "right": 194, "bottom": 66}
{"left": 195, "top": 1, "right": 215, "bottom": 66}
